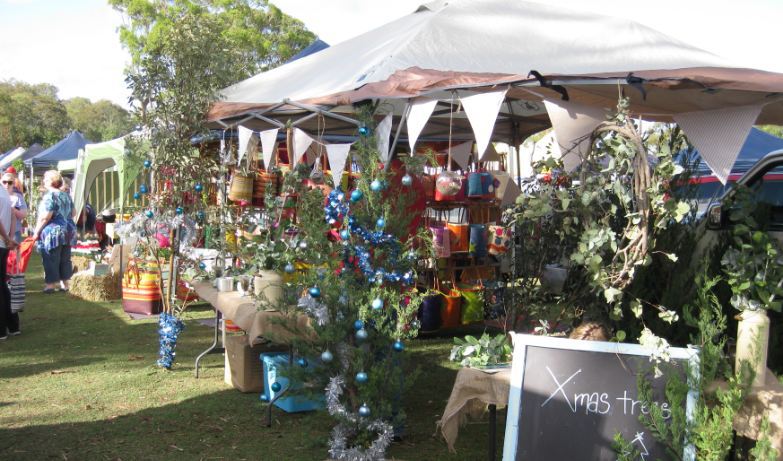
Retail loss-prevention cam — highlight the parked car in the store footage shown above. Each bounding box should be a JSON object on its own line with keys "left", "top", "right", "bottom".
{"left": 676, "top": 128, "right": 783, "bottom": 217}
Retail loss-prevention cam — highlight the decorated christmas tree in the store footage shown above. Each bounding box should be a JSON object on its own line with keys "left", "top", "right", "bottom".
{"left": 276, "top": 114, "right": 432, "bottom": 459}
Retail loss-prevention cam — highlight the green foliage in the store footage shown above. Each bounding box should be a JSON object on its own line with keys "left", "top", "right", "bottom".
{"left": 506, "top": 99, "right": 690, "bottom": 332}
{"left": 749, "top": 417, "right": 781, "bottom": 461}
{"left": 755, "top": 125, "right": 783, "bottom": 139}
{"left": 721, "top": 186, "right": 783, "bottom": 312}
{"left": 0, "top": 80, "right": 69, "bottom": 151}
{"left": 64, "top": 97, "right": 134, "bottom": 142}
{"left": 448, "top": 333, "right": 511, "bottom": 368}
{"left": 109, "top": 0, "right": 315, "bottom": 84}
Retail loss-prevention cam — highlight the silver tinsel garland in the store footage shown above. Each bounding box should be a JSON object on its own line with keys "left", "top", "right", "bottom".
{"left": 297, "top": 295, "right": 329, "bottom": 326}
{"left": 325, "top": 376, "right": 393, "bottom": 461}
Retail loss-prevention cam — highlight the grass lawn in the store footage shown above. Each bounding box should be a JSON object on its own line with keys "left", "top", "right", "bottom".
{"left": 0, "top": 257, "right": 504, "bottom": 460}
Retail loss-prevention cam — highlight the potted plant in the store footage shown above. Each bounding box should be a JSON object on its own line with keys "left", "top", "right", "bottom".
{"left": 721, "top": 187, "right": 783, "bottom": 387}
{"left": 449, "top": 332, "right": 512, "bottom": 368}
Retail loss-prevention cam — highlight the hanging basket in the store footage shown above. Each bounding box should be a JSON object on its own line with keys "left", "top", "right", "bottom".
{"left": 252, "top": 170, "right": 280, "bottom": 206}
{"left": 228, "top": 172, "right": 254, "bottom": 202}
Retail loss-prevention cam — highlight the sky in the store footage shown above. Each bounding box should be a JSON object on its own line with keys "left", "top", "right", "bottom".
{"left": 1, "top": 0, "right": 782, "bottom": 110}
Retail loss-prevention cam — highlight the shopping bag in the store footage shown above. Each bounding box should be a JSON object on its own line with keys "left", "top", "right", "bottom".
{"left": 122, "top": 259, "right": 162, "bottom": 316}
{"left": 456, "top": 284, "right": 484, "bottom": 324}
{"left": 429, "top": 224, "right": 451, "bottom": 258}
{"left": 488, "top": 225, "right": 512, "bottom": 256}
{"left": 9, "top": 274, "right": 24, "bottom": 313}
{"left": 466, "top": 171, "right": 494, "bottom": 199}
{"left": 469, "top": 224, "right": 488, "bottom": 258}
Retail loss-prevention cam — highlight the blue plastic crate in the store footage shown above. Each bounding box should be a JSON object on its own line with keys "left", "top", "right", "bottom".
{"left": 260, "top": 353, "right": 324, "bottom": 413}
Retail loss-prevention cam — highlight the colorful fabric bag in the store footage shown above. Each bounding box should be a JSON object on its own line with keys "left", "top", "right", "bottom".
{"left": 488, "top": 225, "right": 512, "bottom": 255}
{"left": 434, "top": 171, "right": 465, "bottom": 202}
{"left": 466, "top": 172, "right": 494, "bottom": 199}
{"left": 122, "top": 259, "right": 163, "bottom": 316}
{"left": 456, "top": 285, "right": 484, "bottom": 324}
{"left": 447, "top": 222, "right": 470, "bottom": 253}
{"left": 469, "top": 224, "right": 488, "bottom": 258}
{"left": 429, "top": 224, "right": 451, "bottom": 258}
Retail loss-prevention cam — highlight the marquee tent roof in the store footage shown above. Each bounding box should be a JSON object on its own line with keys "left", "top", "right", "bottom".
{"left": 25, "top": 131, "right": 90, "bottom": 168}
{"left": 0, "top": 143, "right": 43, "bottom": 169}
{"left": 208, "top": 0, "right": 783, "bottom": 140}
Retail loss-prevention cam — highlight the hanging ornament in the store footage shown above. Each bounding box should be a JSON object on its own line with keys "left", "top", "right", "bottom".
{"left": 370, "top": 179, "right": 383, "bottom": 192}
{"left": 321, "top": 350, "right": 334, "bottom": 362}
{"left": 358, "top": 125, "right": 370, "bottom": 136}
{"left": 371, "top": 298, "right": 383, "bottom": 310}
{"left": 376, "top": 218, "right": 385, "bottom": 229}
{"left": 139, "top": 184, "right": 148, "bottom": 194}
{"left": 271, "top": 381, "right": 282, "bottom": 392}
{"left": 175, "top": 207, "right": 184, "bottom": 215}
{"left": 356, "top": 328, "right": 368, "bottom": 341}
{"left": 355, "top": 371, "right": 368, "bottom": 384}
{"left": 143, "top": 159, "right": 152, "bottom": 168}
{"left": 145, "top": 210, "right": 154, "bottom": 219}
{"left": 358, "top": 403, "right": 371, "bottom": 417}
{"left": 393, "top": 340, "right": 405, "bottom": 352}
{"left": 340, "top": 229, "right": 350, "bottom": 241}
{"left": 353, "top": 319, "right": 364, "bottom": 331}
{"left": 284, "top": 263, "right": 295, "bottom": 274}
{"left": 297, "top": 357, "right": 309, "bottom": 368}
{"left": 350, "top": 189, "right": 363, "bottom": 203}
{"left": 198, "top": 262, "right": 206, "bottom": 270}
{"left": 194, "top": 182, "right": 204, "bottom": 192}
{"left": 196, "top": 210, "right": 206, "bottom": 221}
{"left": 401, "top": 174, "right": 413, "bottom": 187}
{"left": 133, "top": 192, "right": 141, "bottom": 200}
{"left": 309, "top": 286, "right": 321, "bottom": 298}
{"left": 298, "top": 241, "right": 308, "bottom": 250}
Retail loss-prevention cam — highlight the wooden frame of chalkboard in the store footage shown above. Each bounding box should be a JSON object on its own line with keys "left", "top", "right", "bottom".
{"left": 502, "top": 333, "right": 699, "bottom": 461}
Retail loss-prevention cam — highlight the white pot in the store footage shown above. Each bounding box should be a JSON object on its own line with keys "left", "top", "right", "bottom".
{"left": 735, "top": 309, "right": 770, "bottom": 388}
{"left": 254, "top": 270, "right": 283, "bottom": 306}
{"left": 216, "top": 276, "right": 234, "bottom": 292}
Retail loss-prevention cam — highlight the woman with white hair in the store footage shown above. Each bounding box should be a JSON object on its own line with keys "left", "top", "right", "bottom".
{"left": 32, "top": 170, "right": 75, "bottom": 293}
{"left": 2, "top": 172, "right": 27, "bottom": 242}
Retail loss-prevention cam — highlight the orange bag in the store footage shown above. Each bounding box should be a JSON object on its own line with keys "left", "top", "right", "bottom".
{"left": 447, "top": 223, "right": 469, "bottom": 253}
{"left": 442, "top": 290, "right": 462, "bottom": 328}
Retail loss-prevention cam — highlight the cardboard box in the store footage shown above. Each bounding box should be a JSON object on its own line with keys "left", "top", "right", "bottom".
{"left": 224, "top": 335, "right": 286, "bottom": 393}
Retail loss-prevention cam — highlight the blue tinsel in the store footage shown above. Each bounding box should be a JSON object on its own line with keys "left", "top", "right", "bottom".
{"left": 157, "top": 312, "right": 185, "bottom": 369}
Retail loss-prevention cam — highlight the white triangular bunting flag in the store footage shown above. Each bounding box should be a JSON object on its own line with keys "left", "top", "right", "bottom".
{"left": 238, "top": 125, "right": 254, "bottom": 164}
{"left": 326, "top": 143, "right": 353, "bottom": 190}
{"left": 447, "top": 141, "right": 473, "bottom": 170}
{"left": 674, "top": 105, "right": 762, "bottom": 184}
{"left": 292, "top": 128, "right": 314, "bottom": 165}
{"left": 407, "top": 99, "right": 438, "bottom": 152}
{"left": 259, "top": 128, "right": 279, "bottom": 169}
{"left": 544, "top": 99, "right": 606, "bottom": 172}
{"left": 376, "top": 113, "right": 393, "bottom": 162}
{"left": 459, "top": 89, "right": 508, "bottom": 160}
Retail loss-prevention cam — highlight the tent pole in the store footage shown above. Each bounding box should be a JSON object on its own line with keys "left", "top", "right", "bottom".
{"left": 385, "top": 102, "right": 411, "bottom": 172}
{"left": 283, "top": 99, "right": 361, "bottom": 126}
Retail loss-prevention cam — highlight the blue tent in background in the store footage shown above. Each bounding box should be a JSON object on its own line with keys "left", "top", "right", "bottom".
{"left": 288, "top": 39, "right": 329, "bottom": 62}
{"left": 24, "top": 131, "right": 90, "bottom": 169}
{"left": 0, "top": 143, "right": 43, "bottom": 169}
{"left": 680, "top": 127, "right": 783, "bottom": 176}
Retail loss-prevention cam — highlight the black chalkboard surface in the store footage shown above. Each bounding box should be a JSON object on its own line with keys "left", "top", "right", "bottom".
{"left": 502, "top": 334, "right": 699, "bottom": 461}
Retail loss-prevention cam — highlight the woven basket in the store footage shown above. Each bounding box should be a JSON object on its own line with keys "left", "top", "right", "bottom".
{"left": 228, "top": 173, "right": 253, "bottom": 202}
{"left": 253, "top": 170, "right": 280, "bottom": 206}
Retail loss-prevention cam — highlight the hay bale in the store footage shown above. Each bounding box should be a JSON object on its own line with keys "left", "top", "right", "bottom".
{"left": 71, "top": 255, "right": 94, "bottom": 273}
{"left": 69, "top": 271, "right": 122, "bottom": 302}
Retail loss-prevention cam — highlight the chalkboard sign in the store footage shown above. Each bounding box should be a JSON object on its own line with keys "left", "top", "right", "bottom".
{"left": 502, "top": 334, "right": 699, "bottom": 461}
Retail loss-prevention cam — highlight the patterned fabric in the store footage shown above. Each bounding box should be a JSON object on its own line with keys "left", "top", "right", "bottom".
{"left": 37, "top": 191, "right": 75, "bottom": 251}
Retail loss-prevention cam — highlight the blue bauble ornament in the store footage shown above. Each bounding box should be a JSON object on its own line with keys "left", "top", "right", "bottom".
{"left": 358, "top": 126, "right": 369, "bottom": 136}
{"left": 309, "top": 286, "right": 321, "bottom": 298}
{"left": 198, "top": 262, "right": 206, "bottom": 270}
{"left": 353, "top": 319, "right": 364, "bottom": 331}
{"left": 355, "top": 371, "right": 368, "bottom": 384}
{"left": 393, "top": 340, "right": 405, "bottom": 352}
{"left": 271, "top": 381, "right": 282, "bottom": 392}
{"left": 401, "top": 174, "right": 413, "bottom": 187}
{"left": 376, "top": 218, "right": 385, "bottom": 229}
{"left": 371, "top": 298, "right": 383, "bottom": 310}
{"left": 350, "top": 189, "right": 363, "bottom": 203}
{"left": 358, "top": 403, "right": 371, "bottom": 417}
{"left": 139, "top": 184, "right": 148, "bottom": 194}
{"left": 370, "top": 179, "right": 382, "bottom": 192}
{"left": 356, "top": 328, "right": 368, "bottom": 341}
{"left": 284, "top": 263, "right": 295, "bottom": 274}
{"left": 340, "top": 229, "right": 350, "bottom": 241}
{"left": 297, "top": 357, "right": 308, "bottom": 368}
{"left": 145, "top": 210, "right": 154, "bottom": 218}
{"left": 194, "top": 182, "right": 204, "bottom": 192}
{"left": 133, "top": 192, "right": 141, "bottom": 200}
{"left": 175, "top": 207, "right": 184, "bottom": 215}
{"left": 143, "top": 159, "right": 152, "bottom": 168}
{"left": 321, "top": 350, "right": 334, "bottom": 362}
{"left": 196, "top": 210, "right": 206, "bottom": 220}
